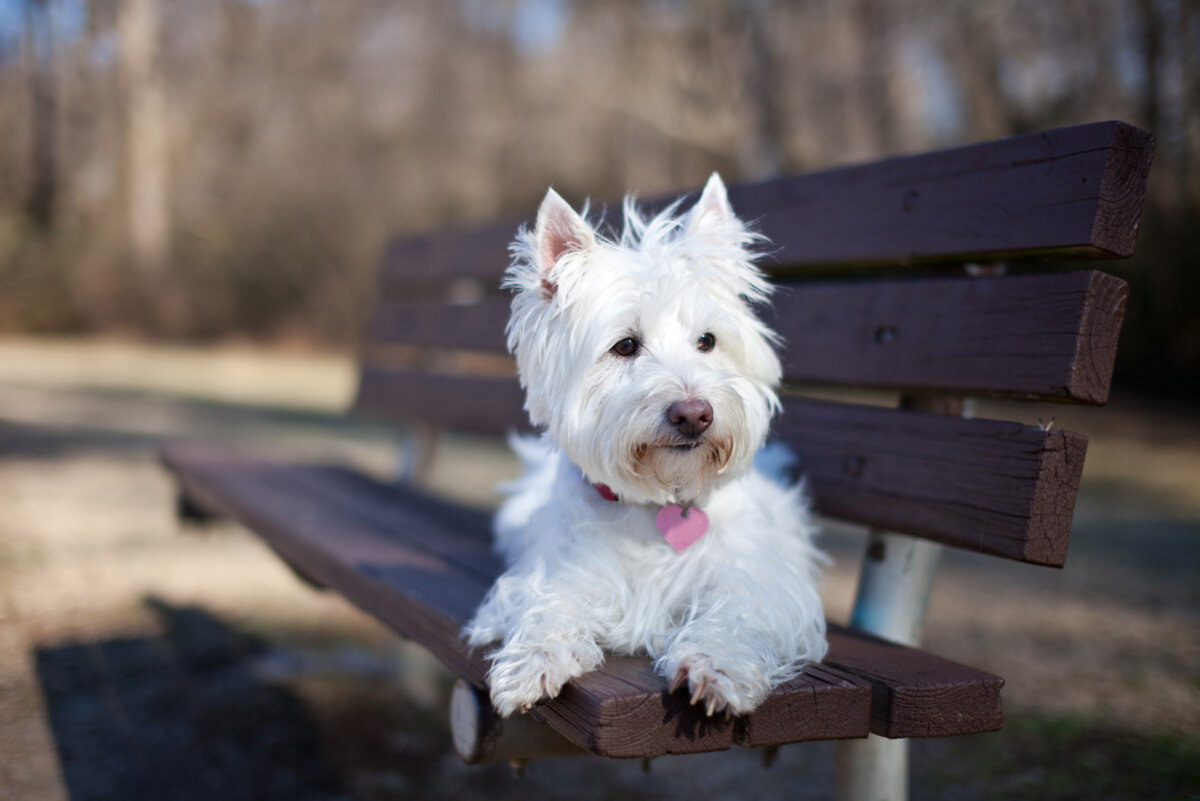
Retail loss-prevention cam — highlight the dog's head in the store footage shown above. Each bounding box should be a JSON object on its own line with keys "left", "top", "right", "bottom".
{"left": 505, "top": 174, "right": 782, "bottom": 506}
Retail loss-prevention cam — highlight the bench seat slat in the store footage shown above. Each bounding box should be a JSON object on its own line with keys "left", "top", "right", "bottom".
{"left": 161, "top": 445, "right": 1004, "bottom": 754}
{"left": 381, "top": 121, "right": 1151, "bottom": 286}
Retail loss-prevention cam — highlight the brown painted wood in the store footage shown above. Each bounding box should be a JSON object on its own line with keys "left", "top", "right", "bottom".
{"left": 774, "top": 270, "right": 1129, "bottom": 404}
{"left": 822, "top": 625, "right": 1004, "bottom": 738}
{"left": 353, "top": 367, "right": 528, "bottom": 435}
{"left": 161, "top": 445, "right": 1009, "bottom": 755}
{"left": 736, "top": 659, "right": 873, "bottom": 747}
{"left": 535, "top": 655, "right": 737, "bottom": 756}
{"left": 742, "top": 120, "right": 1153, "bottom": 268}
{"left": 367, "top": 296, "right": 511, "bottom": 352}
{"left": 161, "top": 444, "right": 492, "bottom": 683}
{"left": 776, "top": 399, "right": 1088, "bottom": 567}
{"left": 351, "top": 378, "right": 1089, "bottom": 565}
{"left": 381, "top": 121, "right": 1152, "bottom": 288}
{"left": 363, "top": 270, "right": 1128, "bottom": 406}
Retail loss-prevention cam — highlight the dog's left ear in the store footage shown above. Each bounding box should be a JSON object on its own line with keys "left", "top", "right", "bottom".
{"left": 687, "top": 173, "right": 738, "bottom": 234}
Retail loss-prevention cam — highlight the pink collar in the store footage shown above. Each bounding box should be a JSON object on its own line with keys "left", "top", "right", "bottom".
{"left": 591, "top": 482, "right": 708, "bottom": 552}
{"left": 593, "top": 483, "right": 619, "bottom": 502}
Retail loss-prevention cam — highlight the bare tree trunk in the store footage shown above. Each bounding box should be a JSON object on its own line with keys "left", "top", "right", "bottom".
{"left": 25, "top": 0, "right": 57, "bottom": 231}
{"left": 739, "top": 0, "right": 786, "bottom": 180}
{"left": 120, "top": 0, "right": 169, "bottom": 276}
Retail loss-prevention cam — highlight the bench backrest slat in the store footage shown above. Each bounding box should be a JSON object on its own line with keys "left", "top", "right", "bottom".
{"left": 379, "top": 120, "right": 1152, "bottom": 287}
{"left": 776, "top": 398, "right": 1085, "bottom": 567}
{"left": 773, "top": 270, "right": 1128, "bottom": 404}
{"left": 357, "top": 269, "right": 1128, "bottom": 407}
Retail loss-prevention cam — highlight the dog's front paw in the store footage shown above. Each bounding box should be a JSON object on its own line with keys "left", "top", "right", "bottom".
{"left": 486, "top": 641, "right": 603, "bottom": 717}
{"left": 668, "top": 653, "right": 768, "bottom": 717}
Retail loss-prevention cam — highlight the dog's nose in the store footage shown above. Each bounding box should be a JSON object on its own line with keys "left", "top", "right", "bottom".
{"left": 667, "top": 398, "right": 713, "bottom": 439}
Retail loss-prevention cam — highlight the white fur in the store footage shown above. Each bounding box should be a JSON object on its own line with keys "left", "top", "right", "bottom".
{"left": 465, "top": 174, "right": 827, "bottom": 718}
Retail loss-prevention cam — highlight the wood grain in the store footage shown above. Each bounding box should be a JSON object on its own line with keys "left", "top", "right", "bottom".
{"left": 380, "top": 121, "right": 1152, "bottom": 287}
{"left": 822, "top": 625, "right": 1004, "bottom": 738}
{"left": 161, "top": 445, "right": 1009, "bottom": 755}
{"left": 359, "top": 271, "right": 1128, "bottom": 406}
{"left": 775, "top": 399, "right": 1088, "bottom": 567}
{"left": 774, "top": 270, "right": 1129, "bottom": 404}
{"left": 352, "top": 381, "right": 1089, "bottom": 566}
{"left": 353, "top": 367, "right": 528, "bottom": 435}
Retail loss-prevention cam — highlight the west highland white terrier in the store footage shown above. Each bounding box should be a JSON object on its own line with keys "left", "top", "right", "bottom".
{"left": 465, "top": 173, "right": 827, "bottom": 719}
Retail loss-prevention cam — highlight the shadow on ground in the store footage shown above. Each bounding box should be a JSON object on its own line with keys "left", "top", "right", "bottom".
{"left": 33, "top": 597, "right": 1200, "bottom": 801}
{"left": 36, "top": 599, "right": 348, "bottom": 801}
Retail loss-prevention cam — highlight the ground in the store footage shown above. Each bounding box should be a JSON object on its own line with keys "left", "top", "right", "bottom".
{"left": 0, "top": 339, "right": 1197, "bottom": 801}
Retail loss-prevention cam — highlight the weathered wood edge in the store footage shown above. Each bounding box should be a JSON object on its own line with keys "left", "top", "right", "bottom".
{"left": 1023, "top": 429, "right": 1088, "bottom": 566}
{"left": 822, "top": 625, "right": 1005, "bottom": 739}
{"left": 1090, "top": 122, "right": 1155, "bottom": 257}
{"left": 1067, "top": 271, "right": 1129, "bottom": 404}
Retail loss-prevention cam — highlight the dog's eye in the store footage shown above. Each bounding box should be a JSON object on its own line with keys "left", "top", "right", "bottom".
{"left": 697, "top": 332, "right": 716, "bottom": 353}
{"left": 611, "top": 337, "right": 640, "bottom": 358}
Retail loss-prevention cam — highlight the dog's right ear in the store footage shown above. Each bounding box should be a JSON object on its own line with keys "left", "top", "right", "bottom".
{"left": 534, "top": 189, "right": 595, "bottom": 301}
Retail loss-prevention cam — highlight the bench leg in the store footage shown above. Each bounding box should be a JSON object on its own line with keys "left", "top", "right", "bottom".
{"left": 450, "top": 679, "right": 587, "bottom": 764}
{"left": 834, "top": 530, "right": 943, "bottom": 801}
{"left": 835, "top": 734, "right": 908, "bottom": 801}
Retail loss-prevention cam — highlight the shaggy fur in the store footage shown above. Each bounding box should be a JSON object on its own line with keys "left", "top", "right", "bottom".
{"left": 464, "top": 174, "right": 827, "bottom": 718}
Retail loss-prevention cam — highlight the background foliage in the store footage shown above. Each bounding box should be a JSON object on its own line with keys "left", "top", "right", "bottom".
{"left": 0, "top": 0, "right": 1196, "bottom": 396}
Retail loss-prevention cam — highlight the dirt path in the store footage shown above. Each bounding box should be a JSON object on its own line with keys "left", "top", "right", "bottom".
{"left": 1, "top": 339, "right": 1196, "bottom": 800}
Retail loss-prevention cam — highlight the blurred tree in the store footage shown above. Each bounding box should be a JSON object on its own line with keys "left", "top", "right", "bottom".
{"left": 0, "top": 0, "right": 1193, "bottom": 396}
{"left": 119, "top": 0, "right": 168, "bottom": 277}
{"left": 24, "top": 0, "right": 57, "bottom": 231}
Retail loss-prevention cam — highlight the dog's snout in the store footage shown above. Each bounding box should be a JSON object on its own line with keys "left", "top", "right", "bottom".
{"left": 667, "top": 398, "right": 714, "bottom": 439}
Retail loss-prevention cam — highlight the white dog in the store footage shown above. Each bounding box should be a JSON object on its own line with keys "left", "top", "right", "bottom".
{"left": 465, "top": 174, "right": 826, "bottom": 719}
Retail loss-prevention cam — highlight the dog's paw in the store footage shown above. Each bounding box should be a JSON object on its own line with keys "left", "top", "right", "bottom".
{"left": 486, "top": 642, "right": 602, "bottom": 717}
{"left": 668, "top": 654, "right": 767, "bottom": 717}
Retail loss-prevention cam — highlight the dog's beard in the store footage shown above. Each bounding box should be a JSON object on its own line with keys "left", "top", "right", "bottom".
{"left": 633, "top": 437, "right": 736, "bottom": 507}
{"left": 555, "top": 360, "right": 774, "bottom": 507}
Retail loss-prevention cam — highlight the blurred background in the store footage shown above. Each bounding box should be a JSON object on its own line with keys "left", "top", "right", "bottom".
{"left": 0, "top": 1, "right": 1197, "bottom": 800}
{"left": 0, "top": 0, "right": 1197, "bottom": 392}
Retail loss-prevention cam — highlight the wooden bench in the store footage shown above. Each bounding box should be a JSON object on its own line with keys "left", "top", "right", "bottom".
{"left": 162, "top": 121, "right": 1153, "bottom": 797}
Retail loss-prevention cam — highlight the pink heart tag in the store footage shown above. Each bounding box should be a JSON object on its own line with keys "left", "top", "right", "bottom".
{"left": 656, "top": 505, "right": 709, "bottom": 552}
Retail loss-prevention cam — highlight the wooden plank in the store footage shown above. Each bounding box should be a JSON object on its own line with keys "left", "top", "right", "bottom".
{"left": 822, "top": 625, "right": 1004, "bottom": 738}
{"left": 362, "top": 270, "right": 1129, "bottom": 405}
{"left": 776, "top": 399, "right": 1088, "bottom": 567}
{"left": 367, "top": 296, "right": 511, "bottom": 353}
{"left": 380, "top": 121, "right": 1152, "bottom": 287}
{"left": 740, "top": 120, "right": 1153, "bottom": 268}
{"left": 535, "top": 655, "right": 736, "bottom": 757}
{"left": 353, "top": 367, "right": 528, "bottom": 435}
{"left": 736, "top": 659, "right": 873, "bottom": 747}
{"left": 775, "top": 270, "right": 1129, "bottom": 404}
{"left": 161, "top": 446, "right": 1008, "bottom": 754}
{"left": 161, "top": 445, "right": 491, "bottom": 681}
{"left": 351, "top": 382, "right": 1089, "bottom": 565}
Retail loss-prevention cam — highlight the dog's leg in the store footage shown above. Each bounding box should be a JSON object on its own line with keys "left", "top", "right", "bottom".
{"left": 660, "top": 624, "right": 773, "bottom": 717}
{"left": 466, "top": 572, "right": 606, "bottom": 717}
{"left": 658, "top": 561, "right": 826, "bottom": 717}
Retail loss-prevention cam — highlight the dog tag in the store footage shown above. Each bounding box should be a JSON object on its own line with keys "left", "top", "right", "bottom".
{"left": 656, "top": 505, "right": 709, "bottom": 552}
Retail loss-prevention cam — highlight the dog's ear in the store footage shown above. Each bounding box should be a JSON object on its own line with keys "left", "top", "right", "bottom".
{"left": 687, "top": 173, "right": 738, "bottom": 234}
{"left": 534, "top": 189, "right": 595, "bottom": 301}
